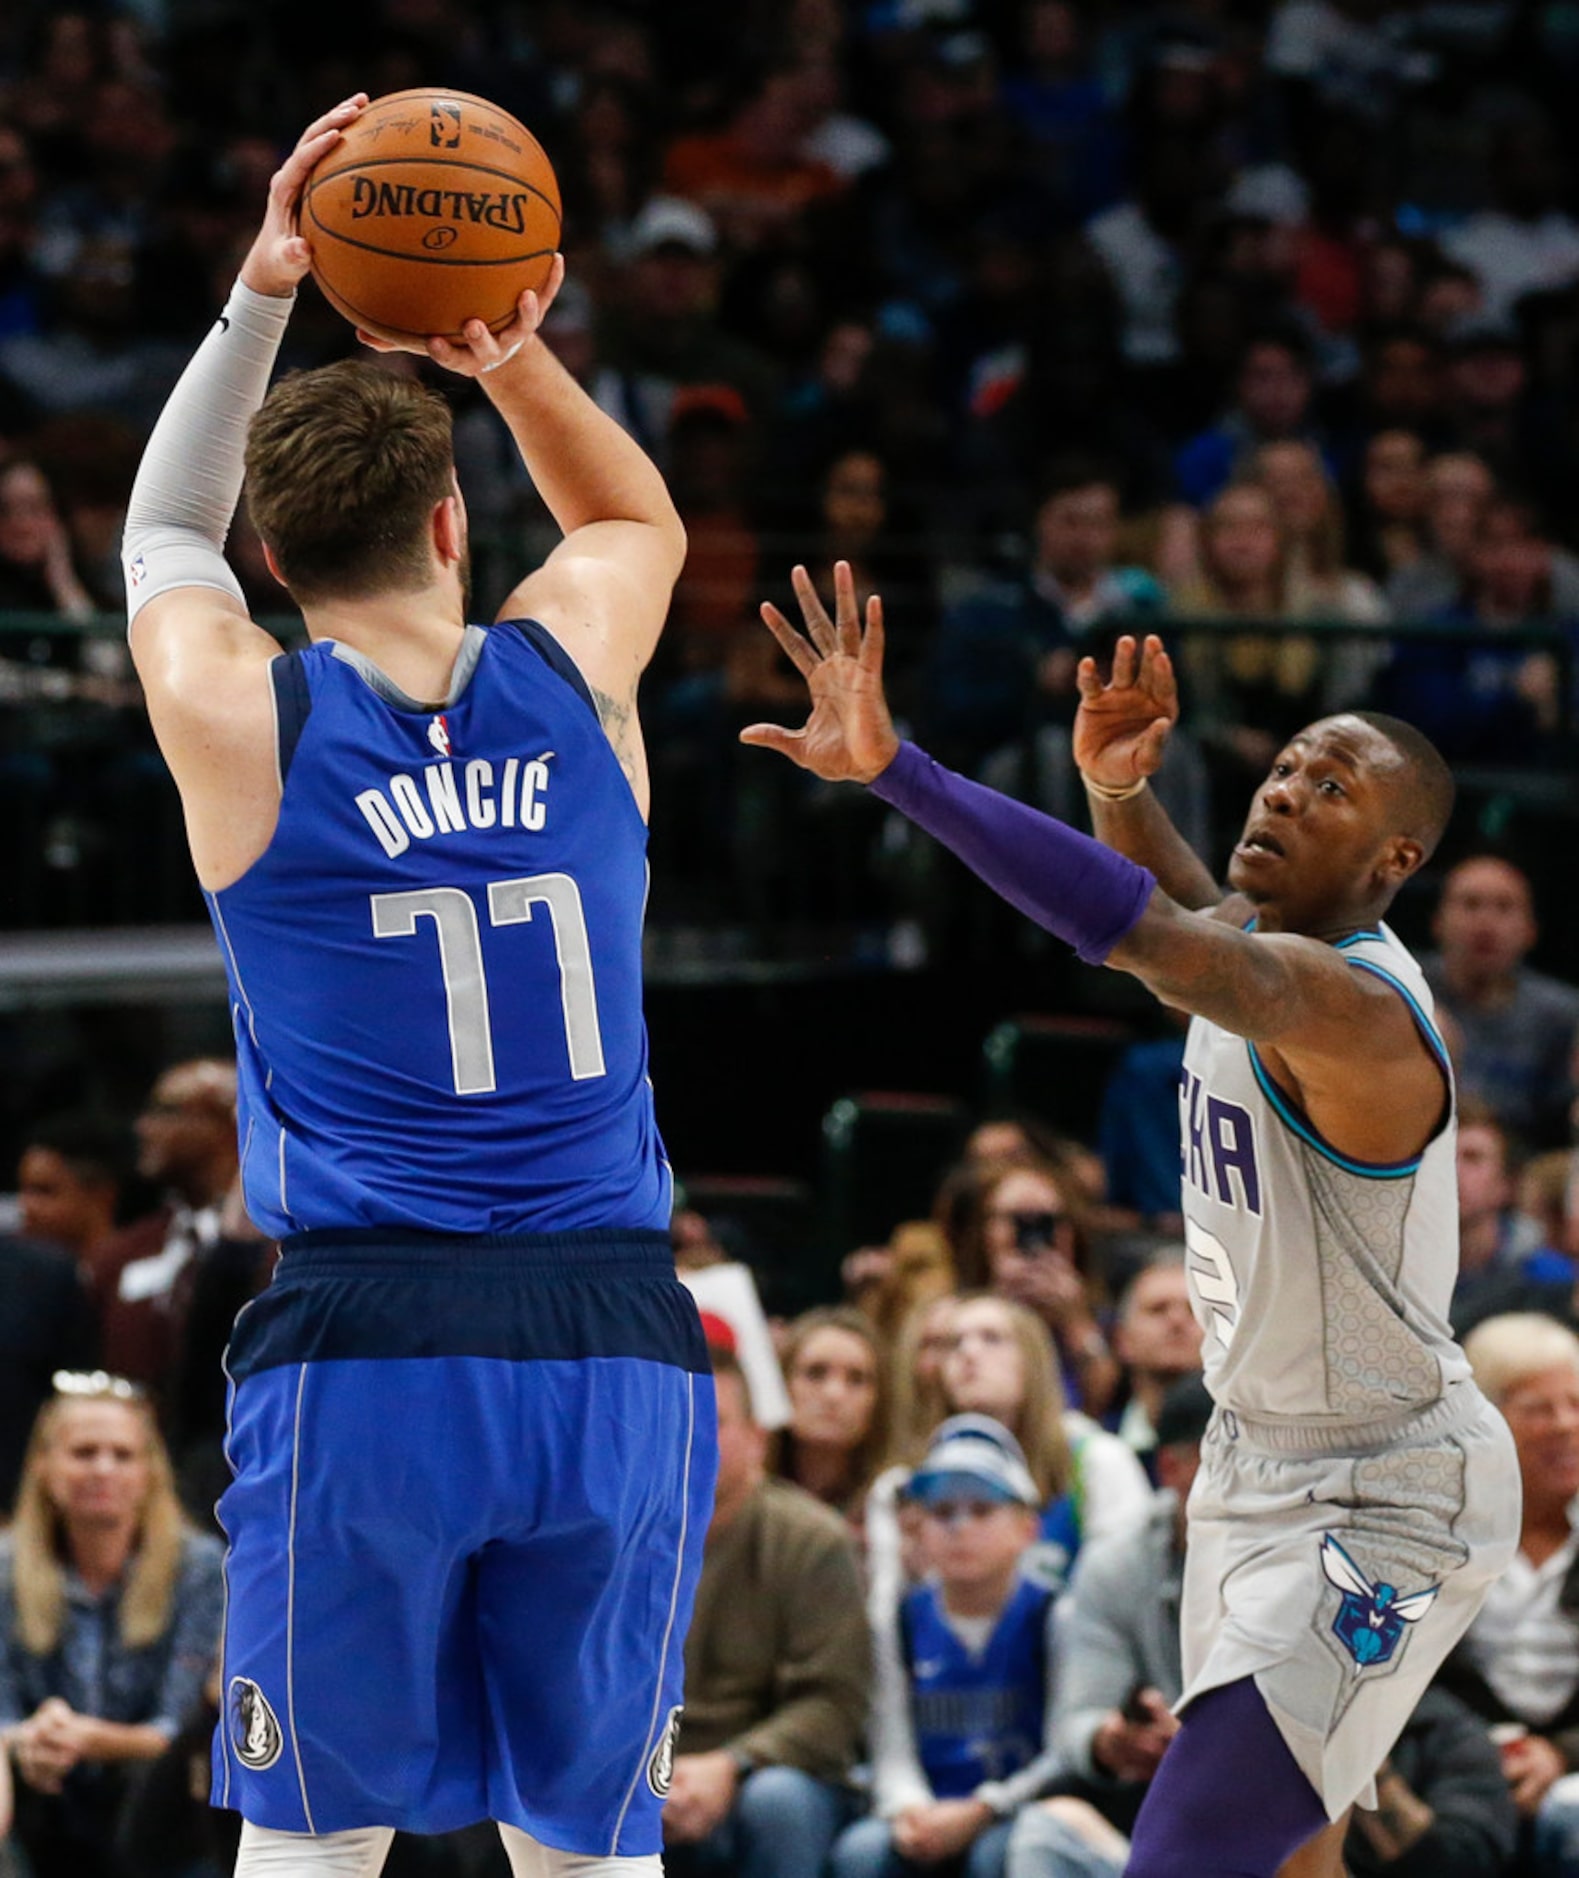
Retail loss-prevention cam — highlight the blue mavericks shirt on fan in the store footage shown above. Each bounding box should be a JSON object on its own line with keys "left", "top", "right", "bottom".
{"left": 206, "top": 620, "right": 672, "bottom": 1237}
{"left": 901, "top": 1577, "right": 1051, "bottom": 1796}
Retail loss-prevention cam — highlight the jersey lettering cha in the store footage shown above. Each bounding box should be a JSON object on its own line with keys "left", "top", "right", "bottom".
{"left": 207, "top": 621, "right": 672, "bottom": 1239}
{"left": 1179, "top": 925, "right": 1470, "bottom": 1429}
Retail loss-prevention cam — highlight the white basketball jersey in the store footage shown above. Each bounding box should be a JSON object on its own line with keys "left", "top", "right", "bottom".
{"left": 1180, "top": 922, "right": 1470, "bottom": 1429}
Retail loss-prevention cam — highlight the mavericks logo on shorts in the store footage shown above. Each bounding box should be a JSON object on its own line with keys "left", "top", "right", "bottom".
{"left": 647, "top": 1705, "right": 683, "bottom": 1797}
{"left": 1319, "top": 1535, "right": 1440, "bottom": 1673}
{"left": 229, "top": 1676, "right": 284, "bottom": 1770}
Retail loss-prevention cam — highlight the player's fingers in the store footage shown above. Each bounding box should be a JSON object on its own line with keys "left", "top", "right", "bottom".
{"left": 790, "top": 564, "right": 838, "bottom": 655}
{"left": 535, "top": 253, "right": 566, "bottom": 320}
{"left": 355, "top": 329, "right": 396, "bottom": 351}
{"left": 299, "top": 94, "right": 368, "bottom": 148}
{"left": 1152, "top": 644, "right": 1179, "bottom": 710}
{"left": 1110, "top": 634, "right": 1137, "bottom": 689}
{"left": 1075, "top": 654, "right": 1102, "bottom": 699}
{"left": 860, "top": 591, "right": 885, "bottom": 672}
{"left": 738, "top": 722, "right": 808, "bottom": 761}
{"left": 832, "top": 559, "right": 861, "bottom": 655}
{"left": 759, "top": 601, "right": 819, "bottom": 677}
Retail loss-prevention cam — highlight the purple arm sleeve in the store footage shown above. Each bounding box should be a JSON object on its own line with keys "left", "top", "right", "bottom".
{"left": 870, "top": 742, "right": 1156, "bottom": 965}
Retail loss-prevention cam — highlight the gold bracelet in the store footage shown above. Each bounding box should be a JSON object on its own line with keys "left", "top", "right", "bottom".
{"left": 1082, "top": 773, "right": 1148, "bottom": 802}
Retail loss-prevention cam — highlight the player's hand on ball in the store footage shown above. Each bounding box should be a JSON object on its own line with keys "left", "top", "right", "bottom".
{"left": 740, "top": 560, "right": 900, "bottom": 785}
{"left": 355, "top": 254, "right": 566, "bottom": 372}
{"left": 1072, "top": 632, "right": 1178, "bottom": 795}
{"left": 240, "top": 95, "right": 368, "bottom": 300}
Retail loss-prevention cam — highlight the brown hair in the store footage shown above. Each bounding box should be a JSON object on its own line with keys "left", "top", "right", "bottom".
{"left": 774, "top": 1306, "right": 891, "bottom": 1506}
{"left": 944, "top": 1152, "right": 1097, "bottom": 1298}
{"left": 887, "top": 1292, "right": 957, "bottom": 1468}
{"left": 244, "top": 361, "right": 455, "bottom": 604}
{"left": 10, "top": 1390, "right": 188, "bottom": 1656}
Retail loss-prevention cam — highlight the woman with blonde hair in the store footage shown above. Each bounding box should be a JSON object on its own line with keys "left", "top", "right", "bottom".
{"left": 0, "top": 1375, "right": 223, "bottom": 1878}
{"left": 775, "top": 1305, "right": 893, "bottom": 1517}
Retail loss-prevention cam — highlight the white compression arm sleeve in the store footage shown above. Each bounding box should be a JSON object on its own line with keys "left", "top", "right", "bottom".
{"left": 122, "top": 278, "right": 295, "bottom": 626}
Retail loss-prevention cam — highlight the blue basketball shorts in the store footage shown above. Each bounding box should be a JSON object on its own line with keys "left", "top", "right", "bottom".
{"left": 211, "top": 1230, "right": 717, "bottom": 1853}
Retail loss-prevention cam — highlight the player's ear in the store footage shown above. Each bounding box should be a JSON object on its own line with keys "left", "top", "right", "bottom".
{"left": 261, "top": 541, "right": 289, "bottom": 590}
{"left": 433, "top": 492, "right": 464, "bottom": 567}
{"left": 1381, "top": 832, "right": 1425, "bottom": 887}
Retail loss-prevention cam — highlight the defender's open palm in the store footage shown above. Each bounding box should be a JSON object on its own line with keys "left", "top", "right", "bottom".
{"left": 740, "top": 561, "right": 900, "bottom": 784}
{"left": 1073, "top": 633, "right": 1178, "bottom": 792}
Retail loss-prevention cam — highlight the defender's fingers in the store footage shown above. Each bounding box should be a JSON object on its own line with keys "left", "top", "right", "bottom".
{"left": 859, "top": 592, "right": 885, "bottom": 671}
{"left": 790, "top": 564, "right": 838, "bottom": 655}
{"left": 739, "top": 722, "right": 809, "bottom": 761}
{"left": 1075, "top": 654, "right": 1102, "bottom": 699}
{"left": 833, "top": 559, "right": 861, "bottom": 655}
{"left": 1110, "top": 634, "right": 1138, "bottom": 689}
{"left": 759, "top": 602, "right": 819, "bottom": 677}
{"left": 1150, "top": 643, "right": 1179, "bottom": 709}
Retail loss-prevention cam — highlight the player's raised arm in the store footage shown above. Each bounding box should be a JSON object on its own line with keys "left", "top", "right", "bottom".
{"left": 744, "top": 565, "right": 1449, "bottom": 1165}
{"left": 123, "top": 94, "right": 368, "bottom": 885}
{"left": 1073, "top": 635, "right": 1229, "bottom": 915}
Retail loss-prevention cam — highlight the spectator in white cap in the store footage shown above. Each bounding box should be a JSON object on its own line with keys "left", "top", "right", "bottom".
{"left": 594, "top": 196, "right": 778, "bottom": 467}
{"left": 831, "top": 1415, "right": 1074, "bottom": 1878}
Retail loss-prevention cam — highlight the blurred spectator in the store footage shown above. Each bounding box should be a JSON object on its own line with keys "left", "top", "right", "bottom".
{"left": 0, "top": 1376, "right": 223, "bottom": 1878}
{"left": 886, "top": 1293, "right": 960, "bottom": 1469}
{"left": 1085, "top": 135, "right": 1210, "bottom": 371}
{"left": 926, "top": 458, "right": 1163, "bottom": 767}
{"left": 1172, "top": 331, "right": 1322, "bottom": 507}
{"left": 1451, "top": 1099, "right": 1573, "bottom": 1335}
{"left": 775, "top": 1306, "right": 890, "bottom": 1520}
{"left": 594, "top": 196, "right": 779, "bottom": 469}
{"left": 663, "top": 65, "right": 846, "bottom": 254}
{"left": 0, "top": 121, "right": 42, "bottom": 345}
{"left": 1264, "top": 0, "right": 1436, "bottom": 127}
{"left": 88, "top": 1060, "right": 238, "bottom": 1397}
{"left": 1386, "top": 450, "right": 1495, "bottom": 620}
{"left": 0, "top": 1238, "right": 99, "bottom": 1511}
{"left": 1001, "top": 1, "right": 1123, "bottom": 220}
{"left": 1106, "top": 1254, "right": 1203, "bottom": 1478}
{"left": 15, "top": 1113, "right": 134, "bottom": 1273}
{"left": 0, "top": 459, "right": 94, "bottom": 620}
{"left": 1448, "top": 1315, "right": 1579, "bottom": 1873}
{"left": 1171, "top": 481, "right": 1326, "bottom": 786}
{"left": 1249, "top": 439, "right": 1389, "bottom": 625}
{"left": 664, "top": 1347, "right": 868, "bottom": 1878}
{"left": 947, "top": 1158, "right": 1117, "bottom": 1418}
{"left": 1348, "top": 428, "right": 1429, "bottom": 587}
{"left": 1443, "top": 121, "right": 1579, "bottom": 322}
{"left": 1437, "top": 315, "right": 1573, "bottom": 524}
{"left": 1096, "top": 1023, "right": 1187, "bottom": 1230}
{"left": 1422, "top": 856, "right": 1579, "bottom": 1147}
{"left": 838, "top": 1417, "right": 1066, "bottom": 1878}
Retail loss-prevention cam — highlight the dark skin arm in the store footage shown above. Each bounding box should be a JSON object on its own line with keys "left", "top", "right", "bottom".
{"left": 742, "top": 569, "right": 1446, "bottom": 1169}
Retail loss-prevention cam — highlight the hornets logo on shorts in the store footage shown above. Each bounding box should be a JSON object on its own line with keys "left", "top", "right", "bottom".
{"left": 229, "top": 1675, "right": 284, "bottom": 1770}
{"left": 1319, "top": 1534, "right": 1440, "bottom": 1673}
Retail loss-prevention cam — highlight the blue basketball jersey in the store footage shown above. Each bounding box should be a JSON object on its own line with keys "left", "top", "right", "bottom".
{"left": 901, "top": 1577, "right": 1052, "bottom": 1798}
{"left": 206, "top": 621, "right": 671, "bottom": 1237}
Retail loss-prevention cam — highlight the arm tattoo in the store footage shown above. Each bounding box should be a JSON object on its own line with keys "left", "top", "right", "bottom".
{"left": 590, "top": 683, "right": 640, "bottom": 792}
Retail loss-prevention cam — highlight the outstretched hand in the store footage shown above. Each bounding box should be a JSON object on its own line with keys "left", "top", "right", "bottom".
{"left": 1072, "top": 633, "right": 1178, "bottom": 793}
{"left": 240, "top": 94, "right": 369, "bottom": 300}
{"left": 739, "top": 561, "right": 900, "bottom": 784}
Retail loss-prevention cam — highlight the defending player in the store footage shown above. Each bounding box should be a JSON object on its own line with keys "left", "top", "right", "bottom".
{"left": 742, "top": 565, "right": 1520, "bottom": 1878}
{"left": 122, "top": 99, "right": 712, "bottom": 1878}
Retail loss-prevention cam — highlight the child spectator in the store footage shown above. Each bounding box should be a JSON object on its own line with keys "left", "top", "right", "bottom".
{"left": 836, "top": 1417, "right": 1066, "bottom": 1878}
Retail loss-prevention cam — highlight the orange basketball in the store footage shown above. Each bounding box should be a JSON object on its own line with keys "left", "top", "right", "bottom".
{"left": 303, "top": 89, "right": 561, "bottom": 344}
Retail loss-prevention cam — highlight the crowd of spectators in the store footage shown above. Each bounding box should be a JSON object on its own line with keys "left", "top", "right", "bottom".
{"left": 0, "top": 848, "right": 1574, "bottom": 1877}
{"left": 0, "top": 0, "right": 1577, "bottom": 934}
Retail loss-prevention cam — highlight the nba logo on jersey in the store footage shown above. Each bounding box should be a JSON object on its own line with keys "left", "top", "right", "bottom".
{"left": 428, "top": 714, "right": 451, "bottom": 757}
{"left": 1320, "top": 1535, "right": 1440, "bottom": 1673}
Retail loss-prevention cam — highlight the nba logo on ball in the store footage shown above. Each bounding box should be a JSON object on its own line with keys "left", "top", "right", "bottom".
{"left": 430, "top": 102, "right": 461, "bottom": 148}
{"left": 647, "top": 1706, "right": 683, "bottom": 1797}
{"left": 229, "top": 1676, "right": 283, "bottom": 1770}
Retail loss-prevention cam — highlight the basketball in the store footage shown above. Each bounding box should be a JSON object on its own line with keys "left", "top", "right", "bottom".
{"left": 302, "top": 89, "right": 561, "bottom": 344}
